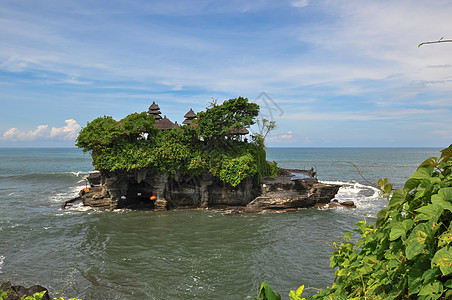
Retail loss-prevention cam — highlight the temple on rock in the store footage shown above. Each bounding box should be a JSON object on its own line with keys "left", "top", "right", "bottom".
{"left": 69, "top": 97, "right": 348, "bottom": 212}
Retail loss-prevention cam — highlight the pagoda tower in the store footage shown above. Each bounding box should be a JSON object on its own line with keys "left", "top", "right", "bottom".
{"left": 182, "top": 108, "right": 197, "bottom": 125}
{"left": 147, "top": 101, "right": 162, "bottom": 120}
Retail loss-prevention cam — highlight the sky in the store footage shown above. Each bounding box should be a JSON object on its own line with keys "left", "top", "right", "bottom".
{"left": 0, "top": 0, "right": 451, "bottom": 147}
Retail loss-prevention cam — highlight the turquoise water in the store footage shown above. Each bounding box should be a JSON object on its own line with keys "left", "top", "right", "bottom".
{"left": 0, "top": 147, "right": 442, "bottom": 299}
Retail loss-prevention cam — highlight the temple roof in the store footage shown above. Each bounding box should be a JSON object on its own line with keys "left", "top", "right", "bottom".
{"left": 228, "top": 127, "right": 249, "bottom": 135}
{"left": 148, "top": 101, "right": 162, "bottom": 120}
{"left": 148, "top": 101, "right": 160, "bottom": 110}
{"left": 155, "top": 115, "right": 179, "bottom": 130}
{"left": 184, "top": 108, "right": 197, "bottom": 119}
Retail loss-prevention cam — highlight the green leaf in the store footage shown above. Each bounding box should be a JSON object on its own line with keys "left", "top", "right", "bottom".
{"left": 431, "top": 246, "right": 452, "bottom": 276}
{"left": 419, "top": 157, "right": 438, "bottom": 168}
{"left": 389, "top": 189, "right": 407, "bottom": 208}
{"left": 376, "top": 207, "right": 389, "bottom": 225}
{"left": 411, "top": 165, "right": 434, "bottom": 179}
{"left": 431, "top": 195, "right": 452, "bottom": 212}
{"left": 418, "top": 281, "right": 443, "bottom": 300}
{"left": 440, "top": 145, "right": 452, "bottom": 162}
{"left": 390, "top": 219, "right": 414, "bottom": 241}
{"left": 406, "top": 223, "right": 430, "bottom": 260}
{"left": 404, "top": 178, "right": 420, "bottom": 192}
{"left": 256, "top": 281, "right": 281, "bottom": 300}
{"left": 444, "top": 278, "right": 452, "bottom": 288}
{"left": 439, "top": 227, "right": 452, "bottom": 247}
{"left": 415, "top": 204, "right": 444, "bottom": 223}
{"left": 408, "top": 259, "right": 431, "bottom": 294}
{"left": 342, "top": 232, "right": 352, "bottom": 242}
{"left": 289, "top": 285, "right": 305, "bottom": 300}
{"left": 431, "top": 187, "right": 452, "bottom": 211}
{"left": 358, "top": 264, "right": 373, "bottom": 275}
{"left": 422, "top": 267, "right": 441, "bottom": 285}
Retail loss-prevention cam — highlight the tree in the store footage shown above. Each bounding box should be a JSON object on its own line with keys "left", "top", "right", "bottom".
{"left": 76, "top": 113, "right": 157, "bottom": 153}
{"left": 252, "top": 118, "right": 277, "bottom": 148}
{"left": 196, "top": 97, "right": 259, "bottom": 140}
{"left": 76, "top": 116, "right": 120, "bottom": 153}
{"left": 116, "top": 112, "right": 157, "bottom": 142}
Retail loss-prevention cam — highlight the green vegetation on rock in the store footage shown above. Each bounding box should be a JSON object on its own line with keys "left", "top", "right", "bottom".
{"left": 0, "top": 289, "right": 81, "bottom": 300}
{"left": 76, "top": 97, "right": 277, "bottom": 186}
{"left": 256, "top": 144, "right": 452, "bottom": 300}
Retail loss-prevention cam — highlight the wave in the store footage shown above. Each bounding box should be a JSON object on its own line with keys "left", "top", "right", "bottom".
{"left": 0, "top": 171, "right": 92, "bottom": 184}
{"left": 0, "top": 255, "right": 4, "bottom": 273}
{"left": 321, "top": 180, "right": 385, "bottom": 211}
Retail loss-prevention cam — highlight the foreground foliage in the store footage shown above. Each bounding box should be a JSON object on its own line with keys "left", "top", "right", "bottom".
{"left": 0, "top": 289, "right": 81, "bottom": 300}
{"left": 257, "top": 144, "right": 452, "bottom": 299}
{"left": 76, "top": 97, "right": 277, "bottom": 186}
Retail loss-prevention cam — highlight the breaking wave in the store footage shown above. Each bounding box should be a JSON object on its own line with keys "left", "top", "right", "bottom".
{"left": 322, "top": 180, "right": 386, "bottom": 212}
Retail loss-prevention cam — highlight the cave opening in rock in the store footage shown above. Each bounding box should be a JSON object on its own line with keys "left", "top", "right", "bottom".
{"left": 125, "top": 181, "right": 156, "bottom": 209}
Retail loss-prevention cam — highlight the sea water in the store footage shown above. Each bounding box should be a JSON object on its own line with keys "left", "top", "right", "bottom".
{"left": 0, "top": 147, "right": 442, "bottom": 299}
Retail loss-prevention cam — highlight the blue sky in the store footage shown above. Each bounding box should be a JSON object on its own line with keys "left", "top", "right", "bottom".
{"left": 0, "top": 0, "right": 451, "bottom": 147}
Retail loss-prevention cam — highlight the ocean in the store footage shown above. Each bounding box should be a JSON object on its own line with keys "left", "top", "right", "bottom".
{"left": 0, "top": 147, "right": 442, "bottom": 299}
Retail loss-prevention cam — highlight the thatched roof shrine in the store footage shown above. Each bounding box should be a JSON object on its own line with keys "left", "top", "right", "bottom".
{"left": 228, "top": 127, "right": 249, "bottom": 135}
{"left": 182, "top": 108, "right": 197, "bottom": 125}
{"left": 155, "top": 115, "right": 179, "bottom": 130}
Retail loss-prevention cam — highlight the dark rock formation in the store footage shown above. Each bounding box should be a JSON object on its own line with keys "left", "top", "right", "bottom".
{"left": 244, "top": 173, "right": 342, "bottom": 212}
{"left": 314, "top": 199, "right": 357, "bottom": 209}
{"left": 0, "top": 280, "right": 50, "bottom": 300}
{"left": 63, "top": 167, "right": 347, "bottom": 212}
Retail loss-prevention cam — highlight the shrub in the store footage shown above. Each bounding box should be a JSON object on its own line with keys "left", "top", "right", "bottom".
{"left": 257, "top": 144, "right": 452, "bottom": 300}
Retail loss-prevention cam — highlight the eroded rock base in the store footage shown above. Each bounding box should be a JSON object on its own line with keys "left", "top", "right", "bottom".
{"left": 63, "top": 168, "right": 351, "bottom": 212}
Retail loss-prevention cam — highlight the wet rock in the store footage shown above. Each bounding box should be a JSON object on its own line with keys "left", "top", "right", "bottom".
{"left": 340, "top": 201, "right": 356, "bottom": 208}
{"left": 87, "top": 172, "right": 101, "bottom": 186}
{"left": 0, "top": 281, "right": 50, "bottom": 300}
{"left": 314, "top": 200, "right": 356, "bottom": 209}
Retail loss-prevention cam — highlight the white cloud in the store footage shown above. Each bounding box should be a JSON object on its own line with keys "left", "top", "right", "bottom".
{"left": 61, "top": 74, "right": 92, "bottom": 85}
{"left": 291, "top": 0, "right": 308, "bottom": 8}
{"left": 0, "top": 56, "right": 37, "bottom": 72}
{"left": 49, "top": 119, "right": 81, "bottom": 140}
{"left": 1, "top": 119, "right": 80, "bottom": 141}
{"left": 1, "top": 125, "right": 49, "bottom": 141}
{"left": 267, "top": 131, "right": 295, "bottom": 142}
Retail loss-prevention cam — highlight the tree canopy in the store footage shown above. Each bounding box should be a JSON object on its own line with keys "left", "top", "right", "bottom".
{"left": 196, "top": 97, "right": 259, "bottom": 139}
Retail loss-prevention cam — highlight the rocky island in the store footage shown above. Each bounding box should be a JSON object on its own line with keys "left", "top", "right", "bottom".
{"left": 65, "top": 97, "right": 351, "bottom": 212}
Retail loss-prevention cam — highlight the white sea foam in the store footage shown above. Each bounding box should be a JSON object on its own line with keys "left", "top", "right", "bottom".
{"left": 49, "top": 185, "right": 84, "bottom": 203}
{"left": 63, "top": 202, "right": 100, "bottom": 214}
{"left": 0, "top": 255, "right": 4, "bottom": 273}
{"left": 321, "top": 180, "right": 385, "bottom": 211}
{"left": 70, "top": 171, "right": 91, "bottom": 177}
